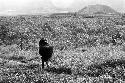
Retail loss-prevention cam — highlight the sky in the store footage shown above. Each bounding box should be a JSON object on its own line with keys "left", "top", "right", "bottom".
{"left": 0, "top": 0, "right": 124, "bottom": 15}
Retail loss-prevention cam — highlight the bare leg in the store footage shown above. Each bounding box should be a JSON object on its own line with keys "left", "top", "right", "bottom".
{"left": 42, "top": 60, "right": 44, "bottom": 69}
{"left": 46, "top": 62, "right": 49, "bottom": 68}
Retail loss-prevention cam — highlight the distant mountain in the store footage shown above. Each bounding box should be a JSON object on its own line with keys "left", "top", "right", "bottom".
{"left": 78, "top": 4, "right": 120, "bottom": 15}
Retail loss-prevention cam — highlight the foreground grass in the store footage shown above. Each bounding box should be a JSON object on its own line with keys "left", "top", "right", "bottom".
{"left": 0, "top": 45, "right": 125, "bottom": 82}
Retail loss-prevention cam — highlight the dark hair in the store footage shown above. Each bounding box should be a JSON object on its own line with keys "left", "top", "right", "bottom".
{"left": 39, "top": 38, "right": 48, "bottom": 46}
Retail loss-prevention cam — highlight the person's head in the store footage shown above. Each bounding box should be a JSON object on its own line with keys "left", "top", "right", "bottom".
{"left": 39, "top": 38, "right": 48, "bottom": 46}
{"left": 41, "top": 38, "right": 47, "bottom": 41}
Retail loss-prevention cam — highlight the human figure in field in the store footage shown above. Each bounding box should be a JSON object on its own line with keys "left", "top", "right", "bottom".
{"left": 111, "top": 32, "right": 122, "bottom": 45}
{"left": 39, "top": 38, "right": 53, "bottom": 69}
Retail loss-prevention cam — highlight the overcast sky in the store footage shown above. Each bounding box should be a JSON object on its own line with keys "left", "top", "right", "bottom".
{"left": 0, "top": 0, "right": 124, "bottom": 15}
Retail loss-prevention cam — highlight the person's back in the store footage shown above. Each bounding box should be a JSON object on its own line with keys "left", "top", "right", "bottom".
{"left": 39, "top": 46, "right": 53, "bottom": 61}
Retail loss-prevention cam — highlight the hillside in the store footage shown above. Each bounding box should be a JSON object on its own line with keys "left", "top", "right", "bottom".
{"left": 0, "top": 15, "right": 125, "bottom": 83}
{"left": 0, "top": 14, "right": 125, "bottom": 51}
{"left": 78, "top": 4, "right": 120, "bottom": 15}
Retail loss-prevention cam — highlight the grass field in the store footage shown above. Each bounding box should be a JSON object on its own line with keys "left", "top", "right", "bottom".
{"left": 0, "top": 14, "right": 124, "bottom": 82}
{"left": 0, "top": 44, "right": 125, "bottom": 83}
